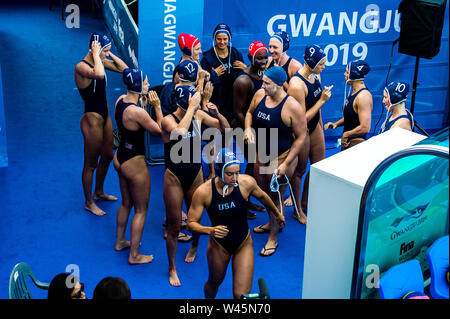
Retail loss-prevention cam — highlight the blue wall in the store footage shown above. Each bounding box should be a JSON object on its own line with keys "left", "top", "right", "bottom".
{"left": 0, "top": 64, "right": 7, "bottom": 167}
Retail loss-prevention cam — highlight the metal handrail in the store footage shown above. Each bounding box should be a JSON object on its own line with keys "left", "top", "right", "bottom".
{"left": 351, "top": 144, "right": 449, "bottom": 299}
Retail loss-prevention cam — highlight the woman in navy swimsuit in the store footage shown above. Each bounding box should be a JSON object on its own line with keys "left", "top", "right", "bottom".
{"left": 187, "top": 148, "right": 284, "bottom": 299}
{"left": 113, "top": 68, "right": 163, "bottom": 265}
{"left": 161, "top": 60, "right": 229, "bottom": 287}
{"left": 379, "top": 80, "right": 413, "bottom": 133}
{"left": 324, "top": 59, "right": 373, "bottom": 150}
{"left": 74, "top": 32, "right": 128, "bottom": 216}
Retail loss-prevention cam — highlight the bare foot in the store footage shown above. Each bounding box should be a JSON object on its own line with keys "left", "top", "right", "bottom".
{"left": 128, "top": 254, "right": 153, "bottom": 265}
{"left": 169, "top": 269, "right": 181, "bottom": 286}
{"left": 93, "top": 192, "right": 118, "bottom": 201}
{"left": 184, "top": 245, "right": 198, "bottom": 263}
{"left": 181, "top": 211, "right": 187, "bottom": 221}
{"left": 293, "top": 212, "right": 307, "bottom": 225}
{"left": 284, "top": 195, "right": 293, "bottom": 207}
{"left": 85, "top": 202, "right": 106, "bottom": 216}
{"left": 249, "top": 202, "right": 266, "bottom": 212}
{"left": 115, "top": 240, "right": 131, "bottom": 251}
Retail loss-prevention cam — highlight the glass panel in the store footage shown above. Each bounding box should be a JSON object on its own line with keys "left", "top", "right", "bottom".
{"left": 415, "top": 128, "right": 449, "bottom": 148}
{"left": 357, "top": 153, "right": 448, "bottom": 299}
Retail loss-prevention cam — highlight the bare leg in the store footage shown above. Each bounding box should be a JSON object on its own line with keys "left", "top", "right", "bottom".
{"left": 113, "top": 153, "right": 132, "bottom": 251}
{"left": 204, "top": 237, "right": 231, "bottom": 299}
{"left": 164, "top": 170, "right": 184, "bottom": 286}
{"left": 206, "top": 145, "right": 215, "bottom": 180}
{"left": 231, "top": 234, "right": 254, "bottom": 299}
{"left": 258, "top": 153, "right": 297, "bottom": 256}
{"left": 80, "top": 114, "right": 106, "bottom": 216}
{"left": 291, "top": 133, "right": 310, "bottom": 225}
{"left": 300, "top": 122, "right": 325, "bottom": 215}
{"left": 184, "top": 169, "right": 204, "bottom": 263}
{"left": 120, "top": 156, "right": 153, "bottom": 265}
{"left": 252, "top": 159, "right": 271, "bottom": 232}
{"left": 93, "top": 116, "right": 117, "bottom": 201}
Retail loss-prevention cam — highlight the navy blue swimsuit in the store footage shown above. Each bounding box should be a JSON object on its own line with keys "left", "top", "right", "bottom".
{"left": 206, "top": 178, "right": 249, "bottom": 255}
{"left": 114, "top": 99, "right": 145, "bottom": 165}
{"left": 77, "top": 60, "right": 109, "bottom": 123}
{"left": 252, "top": 95, "right": 293, "bottom": 161}
{"left": 343, "top": 88, "right": 369, "bottom": 140}
{"left": 294, "top": 72, "right": 322, "bottom": 133}
{"left": 381, "top": 113, "right": 413, "bottom": 133}
{"left": 164, "top": 113, "right": 202, "bottom": 193}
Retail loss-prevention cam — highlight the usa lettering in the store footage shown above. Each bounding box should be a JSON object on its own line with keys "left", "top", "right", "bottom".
{"left": 182, "top": 131, "right": 197, "bottom": 139}
{"left": 218, "top": 202, "right": 236, "bottom": 211}
{"left": 314, "top": 88, "right": 322, "bottom": 98}
{"left": 257, "top": 111, "right": 271, "bottom": 121}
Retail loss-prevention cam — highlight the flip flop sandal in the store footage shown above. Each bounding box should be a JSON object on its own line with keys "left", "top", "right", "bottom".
{"left": 177, "top": 232, "right": 192, "bottom": 243}
{"left": 253, "top": 224, "right": 270, "bottom": 233}
{"left": 253, "top": 224, "right": 283, "bottom": 234}
{"left": 260, "top": 242, "right": 279, "bottom": 257}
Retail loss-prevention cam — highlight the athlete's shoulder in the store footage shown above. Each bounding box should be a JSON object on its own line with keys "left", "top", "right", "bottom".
{"left": 161, "top": 113, "right": 176, "bottom": 129}
{"left": 356, "top": 88, "right": 373, "bottom": 103}
{"left": 234, "top": 71, "right": 253, "bottom": 88}
{"left": 195, "top": 179, "right": 213, "bottom": 203}
{"left": 254, "top": 87, "right": 265, "bottom": 98}
{"left": 289, "top": 58, "right": 302, "bottom": 74}
{"left": 360, "top": 87, "right": 373, "bottom": 97}
{"left": 238, "top": 173, "right": 257, "bottom": 188}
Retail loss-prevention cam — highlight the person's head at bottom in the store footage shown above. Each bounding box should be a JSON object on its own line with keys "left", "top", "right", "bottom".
{"left": 48, "top": 273, "right": 86, "bottom": 300}
{"left": 93, "top": 276, "right": 131, "bottom": 300}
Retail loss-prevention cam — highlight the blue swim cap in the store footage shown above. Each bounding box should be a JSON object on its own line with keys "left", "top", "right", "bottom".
{"left": 264, "top": 66, "right": 287, "bottom": 86}
{"left": 123, "top": 68, "right": 147, "bottom": 94}
{"left": 213, "top": 23, "right": 232, "bottom": 41}
{"left": 214, "top": 148, "right": 240, "bottom": 181}
{"left": 90, "top": 32, "right": 111, "bottom": 53}
{"left": 270, "top": 31, "right": 290, "bottom": 52}
{"left": 347, "top": 60, "right": 370, "bottom": 81}
{"left": 304, "top": 45, "right": 326, "bottom": 71}
{"left": 384, "top": 81, "right": 409, "bottom": 107}
{"left": 177, "top": 60, "right": 199, "bottom": 84}
{"left": 175, "top": 85, "right": 197, "bottom": 110}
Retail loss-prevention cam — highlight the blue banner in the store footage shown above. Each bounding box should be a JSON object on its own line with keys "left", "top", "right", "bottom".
{"left": 202, "top": 0, "right": 449, "bottom": 135}
{"left": 0, "top": 64, "right": 8, "bottom": 167}
{"left": 101, "top": 0, "right": 139, "bottom": 68}
{"left": 138, "top": 0, "right": 448, "bottom": 135}
{"left": 139, "top": 0, "right": 204, "bottom": 86}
